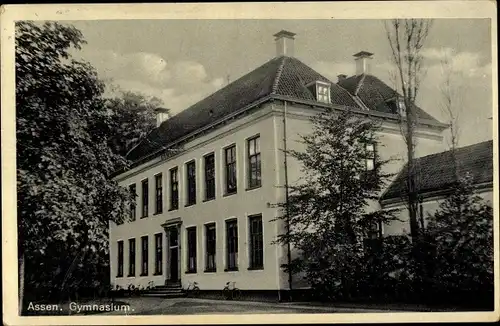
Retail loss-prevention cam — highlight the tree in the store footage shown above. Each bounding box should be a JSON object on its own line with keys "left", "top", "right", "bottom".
{"left": 16, "top": 21, "right": 131, "bottom": 310}
{"left": 105, "top": 89, "right": 164, "bottom": 156}
{"left": 274, "top": 108, "right": 398, "bottom": 300}
{"left": 426, "top": 173, "right": 493, "bottom": 303}
{"left": 439, "top": 48, "right": 464, "bottom": 179}
{"left": 384, "top": 19, "right": 433, "bottom": 242}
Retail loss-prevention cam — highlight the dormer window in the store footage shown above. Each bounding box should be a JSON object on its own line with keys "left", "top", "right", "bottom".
{"left": 307, "top": 81, "right": 331, "bottom": 104}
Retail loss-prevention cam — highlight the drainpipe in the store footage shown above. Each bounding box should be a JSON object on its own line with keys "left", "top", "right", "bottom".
{"left": 283, "top": 101, "right": 293, "bottom": 299}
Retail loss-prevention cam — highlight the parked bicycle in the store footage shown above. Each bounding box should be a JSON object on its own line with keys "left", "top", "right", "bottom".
{"left": 145, "top": 280, "right": 155, "bottom": 291}
{"left": 222, "top": 281, "right": 241, "bottom": 301}
{"left": 185, "top": 281, "right": 200, "bottom": 298}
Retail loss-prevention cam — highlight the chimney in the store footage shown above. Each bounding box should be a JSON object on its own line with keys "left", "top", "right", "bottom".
{"left": 337, "top": 74, "right": 347, "bottom": 82}
{"left": 154, "top": 107, "right": 170, "bottom": 127}
{"left": 273, "top": 30, "right": 296, "bottom": 57}
{"left": 353, "top": 51, "right": 374, "bottom": 75}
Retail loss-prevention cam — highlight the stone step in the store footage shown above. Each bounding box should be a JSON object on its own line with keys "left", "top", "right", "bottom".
{"left": 147, "top": 288, "right": 184, "bottom": 294}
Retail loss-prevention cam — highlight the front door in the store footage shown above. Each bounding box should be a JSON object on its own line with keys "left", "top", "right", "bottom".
{"left": 168, "top": 226, "right": 179, "bottom": 281}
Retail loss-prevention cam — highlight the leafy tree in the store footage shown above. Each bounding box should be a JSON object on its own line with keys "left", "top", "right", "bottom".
{"left": 16, "top": 21, "right": 130, "bottom": 309}
{"left": 105, "top": 89, "right": 164, "bottom": 156}
{"left": 274, "top": 108, "right": 399, "bottom": 300}
{"left": 426, "top": 173, "right": 493, "bottom": 299}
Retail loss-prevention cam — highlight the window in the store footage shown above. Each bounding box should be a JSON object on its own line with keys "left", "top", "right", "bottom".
{"left": 316, "top": 83, "right": 331, "bottom": 103}
{"left": 186, "top": 227, "right": 197, "bottom": 273}
{"left": 141, "top": 236, "right": 148, "bottom": 276}
{"left": 170, "top": 168, "right": 179, "bottom": 210}
{"left": 204, "top": 153, "right": 216, "bottom": 200}
{"left": 141, "top": 179, "right": 148, "bottom": 218}
{"left": 155, "top": 174, "right": 163, "bottom": 214}
{"left": 247, "top": 136, "right": 261, "bottom": 188}
{"left": 226, "top": 219, "right": 238, "bottom": 271}
{"left": 365, "top": 143, "right": 376, "bottom": 171}
{"left": 129, "top": 184, "right": 136, "bottom": 221}
{"left": 249, "top": 215, "right": 263, "bottom": 269}
{"left": 205, "top": 223, "right": 216, "bottom": 272}
{"left": 117, "top": 241, "right": 124, "bottom": 277}
{"left": 364, "top": 221, "right": 383, "bottom": 253}
{"left": 186, "top": 161, "right": 196, "bottom": 206}
{"left": 154, "top": 233, "right": 162, "bottom": 275}
{"left": 225, "top": 145, "right": 237, "bottom": 194}
{"left": 128, "top": 238, "right": 136, "bottom": 277}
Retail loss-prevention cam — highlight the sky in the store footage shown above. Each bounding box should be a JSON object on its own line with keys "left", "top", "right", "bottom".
{"left": 68, "top": 19, "right": 493, "bottom": 147}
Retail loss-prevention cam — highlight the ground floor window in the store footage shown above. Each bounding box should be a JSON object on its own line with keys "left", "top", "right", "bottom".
{"left": 117, "top": 241, "right": 124, "bottom": 277}
{"left": 226, "top": 219, "right": 238, "bottom": 271}
{"left": 154, "top": 233, "right": 162, "bottom": 275}
{"left": 187, "top": 227, "right": 197, "bottom": 273}
{"left": 205, "top": 223, "right": 216, "bottom": 272}
{"left": 249, "top": 214, "right": 263, "bottom": 269}
{"left": 128, "top": 238, "right": 136, "bottom": 277}
{"left": 141, "top": 235, "right": 148, "bottom": 276}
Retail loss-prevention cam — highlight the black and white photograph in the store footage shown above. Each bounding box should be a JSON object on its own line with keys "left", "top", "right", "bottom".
{"left": 1, "top": 2, "right": 498, "bottom": 324}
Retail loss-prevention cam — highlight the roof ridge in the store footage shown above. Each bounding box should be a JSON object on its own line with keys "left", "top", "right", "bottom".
{"left": 271, "top": 56, "right": 287, "bottom": 94}
{"left": 354, "top": 74, "right": 366, "bottom": 96}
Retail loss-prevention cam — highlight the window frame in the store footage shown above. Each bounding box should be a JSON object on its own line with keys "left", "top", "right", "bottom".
{"left": 141, "top": 179, "right": 149, "bottom": 218}
{"left": 247, "top": 136, "right": 262, "bottom": 189}
{"left": 248, "top": 214, "right": 264, "bottom": 270}
{"left": 169, "top": 167, "right": 179, "bottom": 211}
{"left": 154, "top": 233, "right": 163, "bottom": 275}
{"left": 128, "top": 238, "right": 136, "bottom": 277}
{"left": 186, "top": 160, "right": 197, "bottom": 206}
{"left": 140, "top": 235, "right": 148, "bottom": 276}
{"left": 205, "top": 223, "right": 217, "bottom": 272}
{"left": 186, "top": 226, "right": 197, "bottom": 273}
{"left": 154, "top": 174, "right": 163, "bottom": 214}
{"left": 129, "top": 184, "right": 137, "bottom": 221}
{"left": 224, "top": 145, "right": 237, "bottom": 195}
{"left": 117, "top": 240, "right": 124, "bottom": 277}
{"left": 204, "top": 153, "right": 216, "bottom": 201}
{"left": 316, "top": 81, "right": 331, "bottom": 104}
{"left": 225, "top": 219, "right": 238, "bottom": 271}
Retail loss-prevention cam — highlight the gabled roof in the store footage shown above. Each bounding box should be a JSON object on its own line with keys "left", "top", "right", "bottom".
{"left": 126, "top": 56, "right": 361, "bottom": 163}
{"left": 380, "top": 140, "right": 494, "bottom": 203}
{"left": 338, "top": 74, "right": 440, "bottom": 121}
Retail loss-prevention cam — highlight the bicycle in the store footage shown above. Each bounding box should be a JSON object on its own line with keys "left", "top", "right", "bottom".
{"left": 185, "top": 281, "right": 200, "bottom": 298}
{"left": 145, "top": 280, "right": 155, "bottom": 291}
{"left": 222, "top": 281, "right": 241, "bottom": 301}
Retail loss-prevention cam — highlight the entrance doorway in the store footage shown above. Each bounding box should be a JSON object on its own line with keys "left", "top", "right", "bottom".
{"left": 167, "top": 226, "right": 179, "bottom": 282}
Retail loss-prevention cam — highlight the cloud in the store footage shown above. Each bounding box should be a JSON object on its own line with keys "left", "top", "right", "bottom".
{"left": 73, "top": 49, "right": 224, "bottom": 114}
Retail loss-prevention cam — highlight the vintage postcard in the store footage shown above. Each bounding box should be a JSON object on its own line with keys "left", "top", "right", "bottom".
{"left": 1, "top": 1, "right": 498, "bottom": 325}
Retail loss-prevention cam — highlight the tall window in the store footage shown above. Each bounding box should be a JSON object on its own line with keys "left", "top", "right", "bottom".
{"left": 225, "top": 145, "right": 237, "bottom": 194}
{"left": 186, "top": 227, "right": 197, "bottom": 273}
{"left": 129, "top": 184, "right": 136, "bottom": 221}
{"left": 141, "top": 236, "right": 148, "bottom": 276}
{"left": 128, "top": 238, "right": 136, "bottom": 277}
{"left": 249, "top": 215, "right": 263, "bottom": 269}
{"left": 154, "top": 233, "right": 162, "bottom": 275}
{"left": 141, "top": 179, "right": 148, "bottom": 218}
{"left": 186, "top": 161, "right": 196, "bottom": 206}
{"left": 365, "top": 143, "right": 376, "bottom": 171}
{"left": 247, "top": 136, "right": 261, "bottom": 188}
{"left": 204, "top": 153, "right": 216, "bottom": 200}
{"left": 226, "top": 219, "right": 238, "bottom": 271}
{"left": 364, "top": 221, "right": 383, "bottom": 253}
{"left": 170, "top": 167, "right": 179, "bottom": 210}
{"left": 117, "top": 241, "right": 124, "bottom": 277}
{"left": 155, "top": 174, "right": 163, "bottom": 214}
{"left": 205, "top": 223, "right": 216, "bottom": 272}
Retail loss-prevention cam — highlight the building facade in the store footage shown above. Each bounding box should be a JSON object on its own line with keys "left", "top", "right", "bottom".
{"left": 109, "top": 30, "right": 447, "bottom": 294}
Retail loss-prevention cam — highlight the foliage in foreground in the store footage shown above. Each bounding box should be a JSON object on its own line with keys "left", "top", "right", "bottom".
{"left": 16, "top": 21, "right": 160, "bottom": 302}
{"left": 274, "top": 107, "right": 399, "bottom": 299}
